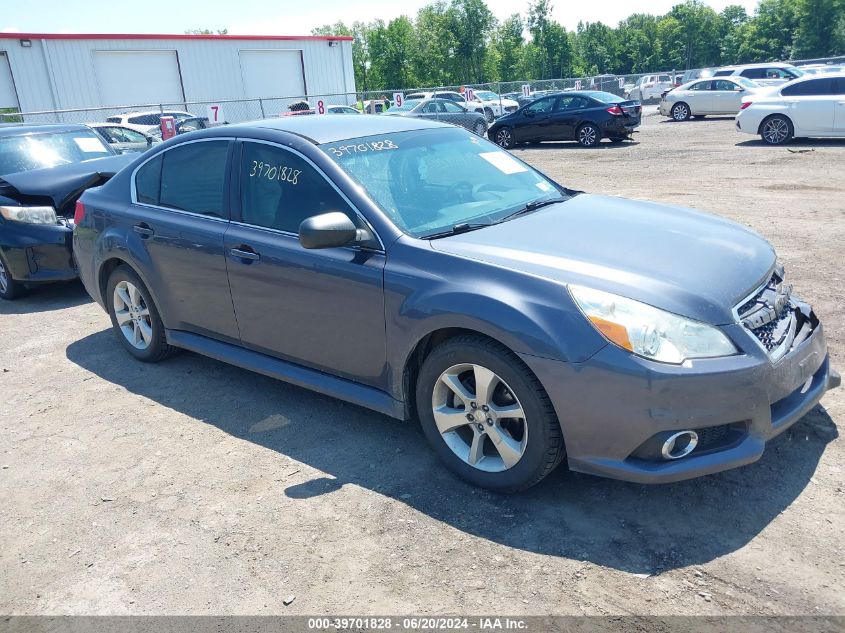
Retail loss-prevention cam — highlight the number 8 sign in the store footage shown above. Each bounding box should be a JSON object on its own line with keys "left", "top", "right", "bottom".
{"left": 316, "top": 100, "right": 326, "bottom": 115}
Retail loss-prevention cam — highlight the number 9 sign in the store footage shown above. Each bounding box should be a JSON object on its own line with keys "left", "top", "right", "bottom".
{"left": 316, "top": 100, "right": 326, "bottom": 115}
{"left": 393, "top": 92, "right": 404, "bottom": 108}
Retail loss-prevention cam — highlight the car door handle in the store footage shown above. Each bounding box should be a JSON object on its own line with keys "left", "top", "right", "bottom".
{"left": 133, "top": 223, "right": 154, "bottom": 237}
{"left": 229, "top": 247, "right": 260, "bottom": 262}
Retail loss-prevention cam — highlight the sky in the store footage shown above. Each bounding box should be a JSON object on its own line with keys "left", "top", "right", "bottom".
{"left": 3, "top": 0, "right": 761, "bottom": 35}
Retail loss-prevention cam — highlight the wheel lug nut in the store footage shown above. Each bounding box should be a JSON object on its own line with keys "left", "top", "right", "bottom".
{"left": 481, "top": 405, "right": 489, "bottom": 412}
{"left": 466, "top": 413, "right": 474, "bottom": 421}
{"left": 476, "top": 424, "right": 484, "bottom": 432}
{"left": 486, "top": 418, "right": 493, "bottom": 426}
{"left": 470, "top": 402, "right": 477, "bottom": 409}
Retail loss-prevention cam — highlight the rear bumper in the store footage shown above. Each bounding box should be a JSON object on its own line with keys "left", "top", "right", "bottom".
{"left": 0, "top": 220, "right": 77, "bottom": 283}
{"left": 519, "top": 316, "right": 838, "bottom": 484}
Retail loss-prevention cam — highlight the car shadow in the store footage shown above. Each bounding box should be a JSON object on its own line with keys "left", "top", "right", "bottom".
{"left": 658, "top": 116, "right": 736, "bottom": 123}
{"left": 736, "top": 138, "right": 845, "bottom": 148}
{"left": 512, "top": 140, "right": 641, "bottom": 151}
{"left": 0, "top": 280, "right": 91, "bottom": 315}
{"left": 66, "top": 329, "right": 838, "bottom": 575}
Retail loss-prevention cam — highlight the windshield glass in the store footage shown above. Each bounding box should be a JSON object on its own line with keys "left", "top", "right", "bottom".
{"left": 321, "top": 128, "right": 567, "bottom": 238}
{"left": 387, "top": 100, "right": 420, "bottom": 113}
{"left": 0, "top": 130, "right": 113, "bottom": 176}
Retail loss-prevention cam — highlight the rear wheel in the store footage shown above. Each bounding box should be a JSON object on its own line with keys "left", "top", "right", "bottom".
{"left": 106, "top": 265, "right": 174, "bottom": 362}
{"left": 494, "top": 127, "right": 514, "bottom": 149}
{"left": 671, "top": 102, "right": 691, "bottom": 121}
{"left": 416, "top": 335, "right": 565, "bottom": 492}
{"left": 760, "top": 115, "right": 793, "bottom": 145}
{"left": 473, "top": 120, "right": 487, "bottom": 136}
{"left": 0, "top": 253, "right": 24, "bottom": 300}
{"left": 483, "top": 107, "right": 495, "bottom": 123}
{"left": 576, "top": 123, "right": 601, "bottom": 147}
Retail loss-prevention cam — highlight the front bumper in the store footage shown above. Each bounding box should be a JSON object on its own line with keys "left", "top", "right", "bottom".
{"left": 519, "top": 314, "right": 838, "bottom": 484}
{"left": 659, "top": 101, "right": 671, "bottom": 116}
{"left": 0, "top": 219, "right": 77, "bottom": 283}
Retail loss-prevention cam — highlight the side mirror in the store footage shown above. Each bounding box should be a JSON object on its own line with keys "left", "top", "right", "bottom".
{"left": 299, "top": 212, "right": 359, "bottom": 249}
{"left": 146, "top": 136, "right": 153, "bottom": 146}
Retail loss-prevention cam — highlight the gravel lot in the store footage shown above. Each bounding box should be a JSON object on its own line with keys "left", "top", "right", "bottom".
{"left": 1, "top": 112, "right": 843, "bottom": 617}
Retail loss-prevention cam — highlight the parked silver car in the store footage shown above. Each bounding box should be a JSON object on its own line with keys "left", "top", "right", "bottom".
{"left": 89, "top": 123, "right": 158, "bottom": 154}
{"left": 659, "top": 77, "right": 762, "bottom": 121}
{"left": 385, "top": 98, "right": 488, "bottom": 136}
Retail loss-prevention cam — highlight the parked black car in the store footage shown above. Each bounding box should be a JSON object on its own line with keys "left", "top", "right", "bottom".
{"left": 0, "top": 124, "right": 133, "bottom": 299}
{"left": 488, "top": 91, "right": 642, "bottom": 149}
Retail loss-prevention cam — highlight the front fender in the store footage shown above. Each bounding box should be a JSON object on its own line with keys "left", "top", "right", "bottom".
{"left": 383, "top": 239, "right": 608, "bottom": 400}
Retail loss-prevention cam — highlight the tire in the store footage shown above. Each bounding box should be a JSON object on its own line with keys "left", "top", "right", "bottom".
{"left": 473, "top": 120, "right": 487, "bottom": 136}
{"left": 415, "top": 335, "right": 566, "bottom": 492}
{"left": 0, "top": 252, "right": 24, "bottom": 300}
{"left": 493, "top": 127, "right": 514, "bottom": 149}
{"left": 671, "top": 102, "right": 691, "bottom": 121}
{"left": 760, "top": 115, "right": 793, "bottom": 145}
{"left": 576, "top": 123, "right": 601, "bottom": 147}
{"left": 483, "top": 107, "right": 495, "bottom": 123}
{"left": 106, "top": 265, "right": 174, "bottom": 362}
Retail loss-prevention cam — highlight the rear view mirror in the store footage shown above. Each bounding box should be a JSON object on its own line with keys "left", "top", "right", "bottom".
{"left": 299, "top": 212, "right": 359, "bottom": 249}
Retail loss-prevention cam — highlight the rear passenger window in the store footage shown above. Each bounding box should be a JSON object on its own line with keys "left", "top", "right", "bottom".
{"left": 134, "top": 141, "right": 229, "bottom": 215}
{"left": 781, "top": 79, "right": 833, "bottom": 96}
{"left": 740, "top": 68, "right": 765, "bottom": 79}
{"left": 135, "top": 154, "right": 162, "bottom": 205}
{"left": 240, "top": 142, "right": 355, "bottom": 234}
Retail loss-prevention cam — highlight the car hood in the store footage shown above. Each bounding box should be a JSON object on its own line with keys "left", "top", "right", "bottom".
{"left": 0, "top": 154, "right": 133, "bottom": 215}
{"left": 429, "top": 194, "right": 775, "bottom": 325}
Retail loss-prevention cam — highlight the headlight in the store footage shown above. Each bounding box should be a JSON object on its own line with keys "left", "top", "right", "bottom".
{"left": 568, "top": 285, "right": 738, "bottom": 364}
{"left": 0, "top": 205, "right": 58, "bottom": 225}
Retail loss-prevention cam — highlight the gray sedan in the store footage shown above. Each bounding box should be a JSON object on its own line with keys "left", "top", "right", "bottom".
{"left": 386, "top": 98, "right": 488, "bottom": 136}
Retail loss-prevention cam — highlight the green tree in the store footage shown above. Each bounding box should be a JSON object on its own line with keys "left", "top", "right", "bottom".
{"left": 574, "top": 21, "right": 619, "bottom": 74}
{"left": 369, "top": 17, "right": 418, "bottom": 89}
{"left": 791, "top": 0, "right": 843, "bottom": 57}
{"left": 490, "top": 14, "right": 526, "bottom": 81}
{"left": 414, "top": 2, "right": 459, "bottom": 85}
{"left": 449, "top": 0, "right": 496, "bottom": 82}
{"left": 617, "top": 14, "right": 661, "bottom": 73}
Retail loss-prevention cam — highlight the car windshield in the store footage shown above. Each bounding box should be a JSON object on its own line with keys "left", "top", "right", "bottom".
{"left": 321, "top": 127, "right": 567, "bottom": 238}
{"left": 0, "top": 129, "right": 113, "bottom": 176}
{"left": 588, "top": 91, "right": 625, "bottom": 103}
{"left": 388, "top": 100, "right": 421, "bottom": 113}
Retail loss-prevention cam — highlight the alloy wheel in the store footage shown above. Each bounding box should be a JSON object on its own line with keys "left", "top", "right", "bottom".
{"left": 578, "top": 125, "right": 598, "bottom": 146}
{"left": 0, "top": 258, "right": 7, "bottom": 294}
{"left": 762, "top": 117, "right": 790, "bottom": 144}
{"left": 431, "top": 363, "right": 528, "bottom": 473}
{"left": 496, "top": 128, "right": 512, "bottom": 148}
{"left": 672, "top": 104, "right": 689, "bottom": 121}
{"left": 113, "top": 280, "right": 153, "bottom": 350}
{"left": 474, "top": 121, "right": 487, "bottom": 136}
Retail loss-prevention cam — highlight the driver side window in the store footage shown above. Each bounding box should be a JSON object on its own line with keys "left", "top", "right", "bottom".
{"left": 526, "top": 98, "right": 555, "bottom": 114}
{"left": 240, "top": 142, "right": 357, "bottom": 235}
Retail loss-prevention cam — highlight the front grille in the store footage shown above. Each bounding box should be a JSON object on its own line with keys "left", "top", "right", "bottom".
{"left": 737, "top": 266, "right": 798, "bottom": 359}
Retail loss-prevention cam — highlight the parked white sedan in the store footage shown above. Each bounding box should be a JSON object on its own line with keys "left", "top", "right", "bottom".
{"left": 660, "top": 77, "right": 761, "bottom": 121}
{"left": 736, "top": 73, "right": 845, "bottom": 144}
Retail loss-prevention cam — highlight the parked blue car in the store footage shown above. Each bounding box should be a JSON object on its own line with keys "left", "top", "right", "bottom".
{"left": 73, "top": 116, "right": 840, "bottom": 492}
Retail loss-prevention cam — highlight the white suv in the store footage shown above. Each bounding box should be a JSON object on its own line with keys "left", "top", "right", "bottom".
{"left": 713, "top": 63, "right": 803, "bottom": 87}
{"left": 105, "top": 110, "right": 193, "bottom": 135}
{"left": 627, "top": 74, "right": 675, "bottom": 101}
{"left": 405, "top": 91, "right": 486, "bottom": 117}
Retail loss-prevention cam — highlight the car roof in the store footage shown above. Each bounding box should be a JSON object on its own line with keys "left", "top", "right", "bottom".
{"left": 721, "top": 62, "right": 796, "bottom": 70}
{"left": 229, "top": 115, "right": 454, "bottom": 144}
{"left": 0, "top": 123, "right": 93, "bottom": 137}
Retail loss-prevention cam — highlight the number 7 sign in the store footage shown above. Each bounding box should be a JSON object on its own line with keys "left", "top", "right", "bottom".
{"left": 206, "top": 104, "right": 225, "bottom": 124}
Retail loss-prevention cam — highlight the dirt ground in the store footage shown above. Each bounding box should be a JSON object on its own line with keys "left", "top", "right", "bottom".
{"left": 1, "top": 111, "right": 843, "bottom": 618}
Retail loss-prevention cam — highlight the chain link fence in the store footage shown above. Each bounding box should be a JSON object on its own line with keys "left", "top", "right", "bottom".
{"left": 2, "top": 55, "right": 843, "bottom": 133}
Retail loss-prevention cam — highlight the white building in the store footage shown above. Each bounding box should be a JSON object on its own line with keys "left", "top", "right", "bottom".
{"left": 0, "top": 32, "right": 355, "bottom": 120}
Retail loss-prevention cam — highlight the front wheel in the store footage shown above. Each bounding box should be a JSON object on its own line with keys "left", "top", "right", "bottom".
{"left": 106, "top": 265, "right": 174, "bottom": 362}
{"left": 494, "top": 127, "right": 514, "bottom": 149}
{"left": 0, "top": 253, "right": 24, "bottom": 300}
{"left": 416, "top": 335, "right": 565, "bottom": 492}
{"left": 760, "top": 115, "right": 793, "bottom": 145}
{"left": 473, "top": 120, "right": 487, "bottom": 136}
{"left": 483, "top": 107, "right": 495, "bottom": 123}
{"left": 576, "top": 123, "right": 601, "bottom": 147}
{"left": 671, "top": 102, "right": 691, "bottom": 121}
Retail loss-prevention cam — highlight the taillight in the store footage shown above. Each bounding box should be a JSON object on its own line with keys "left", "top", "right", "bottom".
{"left": 606, "top": 105, "right": 624, "bottom": 115}
{"left": 74, "top": 200, "right": 85, "bottom": 225}
{"left": 740, "top": 102, "right": 752, "bottom": 110}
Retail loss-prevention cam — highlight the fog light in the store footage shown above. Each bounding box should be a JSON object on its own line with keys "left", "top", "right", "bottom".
{"left": 661, "top": 431, "right": 698, "bottom": 460}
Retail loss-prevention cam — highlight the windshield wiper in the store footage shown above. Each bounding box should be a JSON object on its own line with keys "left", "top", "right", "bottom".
{"left": 422, "top": 222, "right": 492, "bottom": 240}
{"left": 497, "top": 197, "right": 564, "bottom": 224}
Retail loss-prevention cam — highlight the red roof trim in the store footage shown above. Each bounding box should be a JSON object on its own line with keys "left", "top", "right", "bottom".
{"left": 0, "top": 33, "right": 353, "bottom": 42}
